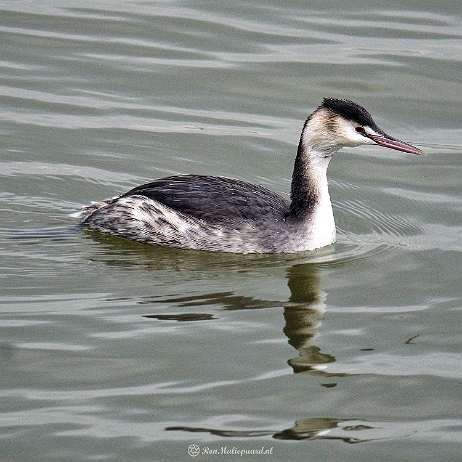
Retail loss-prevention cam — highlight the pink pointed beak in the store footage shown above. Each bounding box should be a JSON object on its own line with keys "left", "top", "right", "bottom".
{"left": 368, "top": 134, "right": 425, "bottom": 155}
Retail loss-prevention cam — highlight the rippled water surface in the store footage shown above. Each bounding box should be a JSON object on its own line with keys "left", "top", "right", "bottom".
{"left": 1, "top": 1, "right": 462, "bottom": 461}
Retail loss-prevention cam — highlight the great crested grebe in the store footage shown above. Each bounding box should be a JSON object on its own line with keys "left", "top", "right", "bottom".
{"left": 77, "top": 98, "right": 424, "bottom": 253}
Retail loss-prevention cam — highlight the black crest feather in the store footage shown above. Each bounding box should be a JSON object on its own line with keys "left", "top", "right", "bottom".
{"left": 321, "top": 98, "right": 382, "bottom": 132}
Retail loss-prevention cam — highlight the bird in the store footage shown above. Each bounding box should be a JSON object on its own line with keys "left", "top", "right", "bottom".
{"left": 76, "top": 98, "right": 424, "bottom": 254}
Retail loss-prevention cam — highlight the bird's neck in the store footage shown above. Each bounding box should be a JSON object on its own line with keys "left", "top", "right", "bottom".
{"left": 289, "top": 136, "right": 332, "bottom": 220}
{"left": 288, "top": 132, "right": 337, "bottom": 249}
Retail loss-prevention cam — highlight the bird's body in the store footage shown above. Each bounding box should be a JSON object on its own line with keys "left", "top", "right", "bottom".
{"left": 79, "top": 174, "right": 334, "bottom": 253}
{"left": 77, "top": 99, "right": 423, "bottom": 253}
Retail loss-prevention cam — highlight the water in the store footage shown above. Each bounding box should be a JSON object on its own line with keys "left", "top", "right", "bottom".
{"left": 1, "top": 1, "right": 462, "bottom": 461}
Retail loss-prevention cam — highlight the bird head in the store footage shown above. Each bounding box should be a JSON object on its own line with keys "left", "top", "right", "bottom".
{"left": 302, "top": 98, "right": 424, "bottom": 159}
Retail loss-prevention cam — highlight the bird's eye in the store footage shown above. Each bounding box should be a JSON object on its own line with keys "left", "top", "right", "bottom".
{"left": 355, "top": 126, "right": 365, "bottom": 133}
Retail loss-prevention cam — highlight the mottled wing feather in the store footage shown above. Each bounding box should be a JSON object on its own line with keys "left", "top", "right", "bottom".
{"left": 121, "top": 175, "right": 290, "bottom": 223}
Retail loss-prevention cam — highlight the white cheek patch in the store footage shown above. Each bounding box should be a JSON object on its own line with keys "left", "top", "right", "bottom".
{"left": 335, "top": 118, "right": 369, "bottom": 146}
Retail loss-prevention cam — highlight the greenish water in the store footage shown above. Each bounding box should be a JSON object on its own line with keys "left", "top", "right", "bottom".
{"left": 1, "top": 1, "right": 462, "bottom": 461}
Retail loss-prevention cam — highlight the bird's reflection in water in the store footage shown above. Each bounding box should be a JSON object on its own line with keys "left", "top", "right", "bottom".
{"left": 145, "top": 262, "right": 336, "bottom": 373}
{"left": 87, "top": 232, "right": 336, "bottom": 373}
{"left": 284, "top": 263, "right": 335, "bottom": 374}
